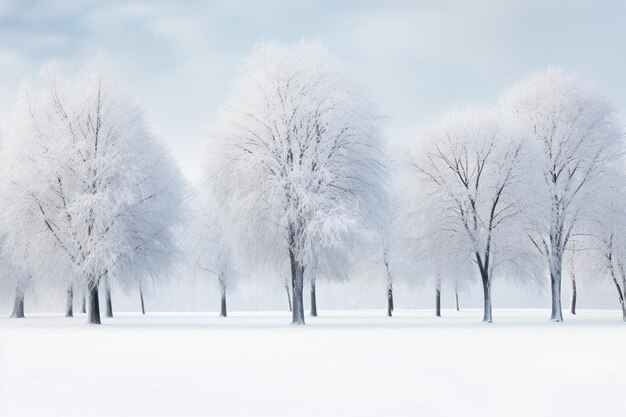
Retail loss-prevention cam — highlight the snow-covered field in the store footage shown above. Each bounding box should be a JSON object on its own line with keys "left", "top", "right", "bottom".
{"left": 0, "top": 309, "right": 624, "bottom": 417}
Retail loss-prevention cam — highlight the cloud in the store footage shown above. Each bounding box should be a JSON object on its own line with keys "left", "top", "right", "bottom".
{"left": 0, "top": 0, "right": 625, "bottom": 182}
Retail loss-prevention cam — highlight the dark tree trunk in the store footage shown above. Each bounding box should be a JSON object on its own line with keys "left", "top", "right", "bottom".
{"left": 609, "top": 260, "right": 626, "bottom": 322}
{"left": 139, "top": 287, "right": 146, "bottom": 315}
{"left": 550, "top": 265, "right": 564, "bottom": 322}
{"left": 435, "top": 286, "right": 441, "bottom": 317}
{"left": 220, "top": 293, "right": 227, "bottom": 317}
{"left": 481, "top": 273, "right": 493, "bottom": 323}
{"left": 103, "top": 278, "right": 113, "bottom": 318}
{"left": 384, "top": 251, "right": 393, "bottom": 317}
{"left": 87, "top": 284, "right": 101, "bottom": 325}
{"left": 80, "top": 294, "right": 86, "bottom": 314}
{"left": 289, "top": 248, "right": 305, "bottom": 325}
{"left": 455, "top": 289, "right": 460, "bottom": 311}
{"left": 219, "top": 282, "right": 227, "bottom": 317}
{"left": 570, "top": 275, "right": 577, "bottom": 315}
{"left": 284, "top": 282, "right": 292, "bottom": 312}
{"left": 622, "top": 271, "right": 626, "bottom": 322}
{"left": 310, "top": 279, "right": 317, "bottom": 317}
{"left": 386, "top": 282, "right": 393, "bottom": 317}
{"left": 11, "top": 286, "right": 25, "bottom": 318}
{"left": 65, "top": 284, "right": 74, "bottom": 317}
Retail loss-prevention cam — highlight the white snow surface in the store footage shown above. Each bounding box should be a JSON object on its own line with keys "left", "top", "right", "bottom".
{"left": 0, "top": 309, "right": 623, "bottom": 417}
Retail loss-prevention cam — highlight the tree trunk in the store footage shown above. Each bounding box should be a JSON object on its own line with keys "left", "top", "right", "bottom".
{"left": 87, "top": 284, "right": 101, "bottom": 325}
{"left": 455, "top": 289, "right": 460, "bottom": 312}
{"left": 570, "top": 275, "right": 577, "bottom": 315}
{"left": 622, "top": 270, "right": 626, "bottom": 322}
{"left": 139, "top": 287, "right": 146, "bottom": 315}
{"left": 284, "top": 282, "right": 292, "bottom": 312}
{"left": 481, "top": 274, "right": 493, "bottom": 323}
{"left": 435, "top": 285, "right": 441, "bottom": 317}
{"left": 550, "top": 269, "right": 564, "bottom": 322}
{"left": 609, "top": 264, "right": 625, "bottom": 322}
{"left": 103, "top": 277, "right": 113, "bottom": 318}
{"left": 65, "top": 284, "right": 74, "bottom": 317}
{"left": 384, "top": 251, "right": 393, "bottom": 317}
{"left": 10, "top": 286, "right": 25, "bottom": 318}
{"left": 386, "top": 281, "right": 393, "bottom": 317}
{"left": 310, "top": 278, "right": 318, "bottom": 317}
{"left": 219, "top": 281, "right": 227, "bottom": 318}
{"left": 80, "top": 294, "right": 86, "bottom": 314}
{"left": 289, "top": 248, "right": 305, "bottom": 325}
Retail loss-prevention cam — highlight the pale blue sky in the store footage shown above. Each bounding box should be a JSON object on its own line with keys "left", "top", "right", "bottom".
{"left": 1, "top": 0, "right": 625, "bottom": 182}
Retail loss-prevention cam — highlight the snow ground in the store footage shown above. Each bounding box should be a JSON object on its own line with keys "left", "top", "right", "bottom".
{"left": 0, "top": 309, "right": 623, "bottom": 417}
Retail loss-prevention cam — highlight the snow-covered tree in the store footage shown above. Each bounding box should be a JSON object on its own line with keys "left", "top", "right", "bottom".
{"left": 594, "top": 228, "right": 626, "bottom": 321}
{"left": 104, "top": 135, "right": 186, "bottom": 317}
{"left": 0, "top": 60, "right": 184, "bottom": 324}
{"left": 406, "top": 164, "right": 475, "bottom": 318}
{"left": 405, "top": 108, "right": 533, "bottom": 322}
{"left": 501, "top": 68, "right": 622, "bottom": 322}
{"left": 305, "top": 242, "right": 356, "bottom": 317}
{"left": 563, "top": 240, "right": 581, "bottom": 315}
{"left": 356, "top": 220, "right": 400, "bottom": 317}
{"left": 572, "top": 171, "right": 626, "bottom": 320}
{"left": 354, "top": 174, "right": 412, "bottom": 317}
{"left": 182, "top": 191, "right": 237, "bottom": 317}
{"left": 209, "top": 40, "right": 387, "bottom": 324}
{"left": 0, "top": 235, "right": 32, "bottom": 318}
{"left": 283, "top": 275, "right": 292, "bottom": 312}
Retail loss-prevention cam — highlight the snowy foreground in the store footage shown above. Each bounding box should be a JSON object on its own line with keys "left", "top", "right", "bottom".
{"left": 0, "top": 309, "right": 624, "bottom": 417}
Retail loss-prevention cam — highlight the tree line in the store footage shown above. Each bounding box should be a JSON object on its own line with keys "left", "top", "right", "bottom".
{"left": 1, "top": 41, "right": 624, "bottom": 325}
